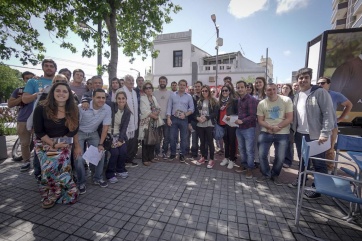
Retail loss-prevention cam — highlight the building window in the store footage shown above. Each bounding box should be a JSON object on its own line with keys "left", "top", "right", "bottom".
{"left": 173, "top": 50, "right": 182, "bottom": 67}
{"left": 205, "top": 66, "right": 210, "bottom": 70}
{"left": 220, "top": 66, "right": 224, "bottom": 70}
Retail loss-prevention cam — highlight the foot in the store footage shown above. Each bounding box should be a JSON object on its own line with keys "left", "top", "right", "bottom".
{"left": 42, "top": 198, "right": 55, "bottom": 209}
{"left": 20, "top": 162, "right": 31, "bottom": 172}
{"left": 126, "top": 162, "right": 138, "bottom": 167}
{"left": 79, "top": 184, "right": 86, "bottom": 195}
{"left": 271, "top": 176, "right": 283, "bottom": 186}
{"left": 143, "top": 161, "right": 151, "bottom": 166}
{"left": 179, "top": 155, "right": 185, "bottom": 163}
{"left": 117, "top": 172, "right": 129, "bottom": 179}
{"left": 94, "top": 179, "right": 108, "bottom": 188}
{"left": 256, "top": 175, "right": 268, "bottom": 183}
{"left": 288, "top": 179, "right": 300, "bottom": 188}
{"left": 150, "top": 159, "right": 158, "bottom": 163}
{"left": 195, "top": 157, "right": 205, "bottom": 165}
{"left": 283, "top": 163, "right": 290, "bottom": 168}
{"left": 220, "top": 158, "right": 229, "bottom": 166}
{"left": 245, "top": 169, "right": 253, "bottom": 179}
{"left": 227, "top": 161, "right": 234, "bottom": 169}
{"left": 235, "top": 166, "right": 247, "bottom": 173}
{"left": 169, "top": 155, "right": 176, "bottom": 160}
{"left": 207, "top": 160, "right": 215, "bottom": 169}
{"left": 108, "top": 177, "right": 118, "bottom": 184}
{"left": 303, "top": 190, "right": 321, "bottom": 199}
{"left": 162, "top": 153, "right": 168, "bottom": 160}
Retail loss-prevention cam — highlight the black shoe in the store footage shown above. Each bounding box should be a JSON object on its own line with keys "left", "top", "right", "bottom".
{"left": 126, "top": 162, "right": 138, "bottom": 167}
{"left": 169, "top": 155, "right": 176, "bottom": 160}
{"left": 20, "top": 163, "right": 31, "bottom": 172}
{"left": 303, "top": 190, "right": 321, "bottom": 199}
{"left": 79, "top": 184, "right": 86, "bottom": 194}
{"left": 84, "top": 163, "right": 89, "bottom": 170}
{"left": 179, "top": 155, "right": 185, "bottom": 163}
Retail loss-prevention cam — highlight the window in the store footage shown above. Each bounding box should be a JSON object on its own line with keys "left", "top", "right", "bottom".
{"left": 173, "top": 50, "right": 183, "bottom": 67}
{"left": 205, "top": 66, "right": 210, "bottom": 70}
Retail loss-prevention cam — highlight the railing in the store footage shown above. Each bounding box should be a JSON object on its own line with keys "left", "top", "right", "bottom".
{"left": 352, "top": 14, "right": 362, "bottom": 27}
{"left": 353, "top": 0, "right": 362, "bottom": 16}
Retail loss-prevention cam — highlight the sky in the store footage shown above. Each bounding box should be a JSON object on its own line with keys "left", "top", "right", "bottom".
{"left": 3, "top": 0, "right": 333, "bottom": 84}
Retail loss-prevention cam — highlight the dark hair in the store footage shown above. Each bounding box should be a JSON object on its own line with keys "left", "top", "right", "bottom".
{"left": 171, "top": 81, "right": 177, "bottom": 85}
{"left": 111, "top": 77, "right": 120, "bottom": 84}
{"left": 236, "top": 80, "right": 247, "bottom": 88}
{"left": 178, "top": 79, "right": 188, "bottom": 86}
{"left": 41, "top": 59, "right": 57, "bottom": 71}
{"left": 91, "top": 75, "right": 103, "bottom": 83}
{"left": 92, "top": 88, "right": 106, "bottom": 97}
{"left": 59, "top": 68, "right": 72, "bottom": 77}
{"left": 41, "top": 82, "right": 78, "bottom": 131}
{"left": 194, "top": 80, "right": 203, "bottom": 86}
{"left": 199, "top": 85, "right": 217, "bottom": 108}
{"left": 219, "top": 85, "right": 234, "bottom": 104}
{"left": 246, "top": 83, "right": 254, "bottom": 95}
{"left": 223, "top": 76, "right": 232, "bottom": 82}
{"left": 282, "top": 84, "right": 294, "bottom": 98}
{"left": 72, "top": 69, "right": 85, "bottom": 77}
{"left": 318, "top": 76, "right": 331, "bottom": 84}
{"left": 21, "top": 71, "right": 35, "bottom": 80}
{"left": 159, "top": 76, "right": 168, "bottom": 84}
{"left": 255, "top": 77, "right": 266, "bottom": 99}
{"left": 142, "top": 82, "right": 154, "bottom": 92}
{"left": 296, "top": 67, "right": 312, "bottom": 80}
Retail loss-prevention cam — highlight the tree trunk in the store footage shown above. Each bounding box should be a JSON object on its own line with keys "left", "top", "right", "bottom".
{"left": 104, "top": 7, "right": 118, "bottom": 87}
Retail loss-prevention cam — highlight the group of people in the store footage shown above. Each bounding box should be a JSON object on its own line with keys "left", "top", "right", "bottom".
{"left": 8, "top": 58, "right": 352, "bottom": 208}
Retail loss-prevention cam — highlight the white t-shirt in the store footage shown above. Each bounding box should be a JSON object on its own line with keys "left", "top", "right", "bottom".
{"left": 296, "top": 88, "right": 311, "bottom": 134}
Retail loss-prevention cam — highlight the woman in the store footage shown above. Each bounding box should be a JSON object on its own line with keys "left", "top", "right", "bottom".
{"left": 281, "top": 83, "right": 294, "bottom": 168}
{"left": 138, "top": 82, "right": 164, "bottom": 166}
{"left": 33, "top": 82, "right": 80, "bottom": 209}
{"left": 195, "top": 85, "right": 219, "bottom": 169}
{"left": 105, "top": 90, "right": 131, "bottom": 183}
{"left": 281, "top": 83, "right": 294, "bottom": 99}
{"left": 246, "top": 83, "right": 254, "bottom": 96}
{"left": 218, "top": 85, "right": 238, "bottom": 169}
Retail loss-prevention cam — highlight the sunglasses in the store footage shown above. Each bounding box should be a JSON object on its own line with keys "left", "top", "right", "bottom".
{"left": 201, "top": 90, "right": 209, "bottom": 93}
{"left": 222, "top": 89, "right": 229, "bottom": 92}
{"left": 211, "top": 91, "right": 215, "bottom": 93}
{"left": 144, "top": 86, "right": 153, "bottom": 90}
{"left": 55, "top": 80, "right": 68, "bottom": 84}
{"left": 317, "top": 82, "right": 327, "bottom": 85}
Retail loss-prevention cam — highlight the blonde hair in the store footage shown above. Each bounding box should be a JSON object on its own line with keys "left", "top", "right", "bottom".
{"left": 52, "top": 74, "right": 69, "bottom": 84}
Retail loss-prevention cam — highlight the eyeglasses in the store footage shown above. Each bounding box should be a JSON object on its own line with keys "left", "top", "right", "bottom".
{"left": 222, "top": 89, "right": 229, "bottom": 92}
{"left": 144, "top": 86, "right": 153, "bottom": 90}
{"left": 55, "top": 80, "right": 68, "bottom": 84}
{"left": 317, "top": 82, "right": 327, "bottom": 85}
{"left": 211, "top": 91, "right": 215, "bottom": 93}
{"left": 201, "top": 90, "right": 209, "bottom": 93}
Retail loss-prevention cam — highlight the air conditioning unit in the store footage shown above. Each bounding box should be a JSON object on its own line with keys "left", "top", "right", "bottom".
{"left": 209, "top": 76, "right": 215, "bottom": 82}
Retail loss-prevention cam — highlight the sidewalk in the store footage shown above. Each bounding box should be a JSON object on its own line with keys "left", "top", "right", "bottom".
{"left": 0, "top": 135, "right": 362, "bottom": 241}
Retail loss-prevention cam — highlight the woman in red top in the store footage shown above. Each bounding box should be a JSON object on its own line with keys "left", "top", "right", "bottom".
{"left": 217, "top": 85, "right": 238, "bottom": 169}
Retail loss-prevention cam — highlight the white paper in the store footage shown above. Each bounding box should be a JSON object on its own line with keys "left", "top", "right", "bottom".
{"left": 82, "top": 145, "right": 104, "bottom": 166}
{"left": 222, "top": 115, "right": 239, "bottom": 127}
{"left": 308, "top": 138, "right": 331, "bottom": 156}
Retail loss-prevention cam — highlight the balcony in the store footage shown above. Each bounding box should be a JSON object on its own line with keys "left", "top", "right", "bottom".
{"left": 333, "top": 0, "right": 347, "bottom": 9}
{"left": 331, "top": 1, "right": 348, "bottom": 23}
{"left": 200, "top": 64, "right": 236, "bottom": 73}
{"left": 353, "top": 0, "right": 362, "bottom": 16}
{"left": 352, "top": 14, "right": 362, "bottom": 28}
{"left": 332, "top": 18, "right": 347, "bottom": 29}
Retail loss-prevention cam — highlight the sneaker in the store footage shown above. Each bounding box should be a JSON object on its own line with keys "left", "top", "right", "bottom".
{"left": 245, "top": 169, "right": 253, "bottom": 179}
{"left": 195, "top": 157, "right": 205, "bottom": 165}
{"left": 288, "top": 179, "right": 300, "bottom": 188}
{"left": 303, "top": 190, "right": 321, "bottom": 199}
{"left": 143, "top": 161, "right": 151, "bottom": 166}
{"left": 271, "top": 176, "right": 283, "bottom": 186}
{"left": 235, "top": 166, "right": 247, "bottom": 173}
{"left": 150, "top": 159, "right": 158, "bottom": 163}
{"left": 94, "top": 179, "right": 108, "bottom": 188}
{"left": 256, "top": 176, "right": 268, "bottom": 183}
{"left": 35, "top": 174, "right": 41, "bottom": 184}
{"left": 207, "top": 160, "right": 215, "bottom": 169}
{"left": 162, "top": 153, "right": 167, "bottom": 160}
{"left": 117, "top": 172, "right": 128, "bottom": 179}
{"left": 20, "top": 163, "right": 31, "bottom": 172}
{"left": 227, "top": 161, "right": 234, "bottom": 169}
{"left": 108, "top": 177, "right": 118, "bottom": 184}
{"left": 179, "top": 155, "right": 185, "bottom": 163}
{"left": 126, "top": 162, "right": 138, "bottom": 167}
{"left": 220, "top": 158, "right": 229, "bottom": 166}
{"left": 79, "top": 184, "right": 86, "bottom": 195}
{"left": 169, "top": 155, "right": 176, "bottom": 160}
{"left": 283, "top": 163, "right": 290, "bottom": 168}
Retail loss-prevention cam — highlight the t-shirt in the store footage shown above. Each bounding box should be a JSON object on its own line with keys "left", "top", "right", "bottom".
{"left": 257, "top": 95, "right": 293, "bottom": 134}
{"left": 24, "top": 77, "right": 52, "bottom": 95}
{"left": 197, "top": 99, "right": 213, "bottom": 128}
{"left": 329, "top": 90, "right": 348, "bottom": 128}
{"left": 70, "top": 83, "right": 87, "bottom": 98}
{"left": 10, "top": 88, "right": 34, "bottom": 122}
{"left": 296, "top": 88, "right": 311, "bottom": 134}
{"left": 153, "top": 89, "right": 172, "bottom": 119}
{"left": 108, "top": 109, "right": 124, "bottom": 136}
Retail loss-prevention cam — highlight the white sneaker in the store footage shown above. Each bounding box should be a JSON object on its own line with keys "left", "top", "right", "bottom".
{"left": 220, "top": 158, "right": 229, "bottom": 166}
{"left": 227, "top": 161, "right": 234, "bottom": 169}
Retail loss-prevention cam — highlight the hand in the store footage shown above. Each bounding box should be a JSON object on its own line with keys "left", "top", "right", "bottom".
{"left": 167, "top": 118, "right": 172, "bottom": 126}
{"left": 82, "top": 102, "right": 90, "bottom": 110}
{"left": 225, "top": 116, "right": 230, "bottom": 121}
{"left": 188, "top": 124, "right": 193, "bottom": 132}
{"left": 318, "top": 136, "right": 328, "bottom": 145}
{"left": 220, "top": 105, "right": 226, "bottom": 111}
{"left": 235, "top": 119, "right": 243, "bottom": 125}
{"left": 337, "top": 117, "right": 342, "bottom": 123}
{"left": 98, "top": 145, "right": 105, "bottom": 152}
{"left": 54, "top": 142, "right": 68, "bottom": 149}
{"left": 179, "top": 112, "right": 186, "bottom": 119}
{"left": 73, "top": 145, "right": 82, "bottom": 159}
{"left": 117, "top": 141, "right": 124, "bottom": 147}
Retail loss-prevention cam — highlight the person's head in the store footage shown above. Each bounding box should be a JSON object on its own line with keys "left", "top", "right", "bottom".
{"left": 265, "top": 83, "right": 278, "bottom": 100}
{"left": 210, "top": 87, "right": 217, "bottom": 97}
{"left": 223, "top": 76, "right": 232, "bottom": 84}
{"left": 171, "top": 81, "right": 178, "bottom": 92}
{"left": 91, "top": 76, "right": 103, "bottom": 90}
{"left": 124, "top": 75, "right": 134, "bottom": 90}
{"left": 159, "top": 76, "right": 168, "bottom": 90}
{"left": 296, "top": 67, "right": 312, "bottom": 91}
{"left": 72, "top": 69, "right": 85, "bottom": 83}
{"left": 236, "top": 80, "right": 247, "bottom": 97}
{"left": 292, "top": 82, "right": 300, "bottom": 93}
{"left": 255, "top": 77, "right": 266, "bottom": 91}
{"left": 52, "top": 74, "right": 69, "bottom": 84}
{"left": 111, "top": 77, "right": 120, "bottom": 91}
{"left": 317, "top": 77, "right": 331, "bottom": 91}
{"left": 142, "top": 82, "right": 154, "bottom": 96}
{"left": 246, "top": 83, "right": 254, "bottom": 95}
{"left": 86, "top": 79, "right": 92, "bottom": 91}
{"left": 41, "top": 59, "right": 57, "bottom": 78}
{"left": 21, "top": 71, "right": 35, "bottom": 83}
{"left": 115, "top": 90, "right": 128, "bottom": 109}
{"left": 219, "top": 85, "right": 232, "bottom": 101}
{"left": 136, "top": 76, "right": 145, "bottom": 89}
{"left": 188, "top": 86, "right": 194, "bottom": 95}
{"left": 281, "top": 84, "right": 293, "bottom": 97}
{"left": 92, "top": 88, "right": 106, "bottom": 109}
{"left": 200, "top": 85, "right": 217, "bottom": 108}
{"left": 194, "top": 81, "right": 203, "bottom": 95}
{"left": 178, "top": 79, "right": 187, "bottom": 92}
{"left": 58, "top": 68, "right": 72, "bottom": 81}
{"left": 119, "top": 79, "right": 125, "bottom": 88}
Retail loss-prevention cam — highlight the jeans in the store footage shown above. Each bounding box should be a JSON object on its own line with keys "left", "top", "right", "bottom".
{"left": 258, "top": 132, "right": 289, "bottom": 177}
{"left": 295, "top": 132, "right": 327, "bottom": 175}
{"left": 236, "top": 127, "right": 255, "bottom": 169}
{"left": 105, "top": 143, "right": 127, "bottom": 179}
{"left": 33, "top": 152, "right": 41, "bottom": 177}
{"left": 126, "top": 128, "right": 139, "bottom": 163}
{"left": 155, "top": 119, "right": 170, "bottom": 155}
{"left": 223, "top": 125, "right": 237, "bottom": 161}
{"left": 76, "top": 131, "right": 105, "bottom": 185}
{"left": 283, "top": 134, "right": 294, "bottom": 166}
{"left": 170, "top": 116, "right": 188, "bottom": 156}
{"left": 197, "top": 126, "right": 215, "bottom": 160}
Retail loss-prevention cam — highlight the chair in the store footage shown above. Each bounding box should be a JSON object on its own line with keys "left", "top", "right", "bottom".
{"left": 295, "top": 136, "right": 362, "bottom": 241}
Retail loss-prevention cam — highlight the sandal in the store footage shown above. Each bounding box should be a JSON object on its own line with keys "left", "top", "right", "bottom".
{"left": 42, "top": 198, "right": 55, "bottom": 209}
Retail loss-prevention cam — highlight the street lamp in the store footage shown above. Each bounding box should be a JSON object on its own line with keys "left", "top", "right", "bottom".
{"left": 211, "top": 14, "right": 223, "bottom": 88}
{"left": 130, "top": 68, "right": 140, "bottom": 77}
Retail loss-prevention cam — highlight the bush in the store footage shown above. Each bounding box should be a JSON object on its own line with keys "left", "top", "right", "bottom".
{"left": 0, "top": 107, "right": 17, "bottom": 135}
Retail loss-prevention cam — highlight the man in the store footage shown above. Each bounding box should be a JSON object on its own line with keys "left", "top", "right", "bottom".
{"left": 153, "top": 76, "right": 172, "bottom": 159}
{"left": 76, "top": 89, "right": 111, "bottom": 194}
{"left": 166, "top": 79, "right": 194, "bottom": 162}
{"left": 120, "top": 78, "right": 125, "bottom": 88}
{"left": 58, "top": 68, "right": 72, "bottom": 81}
{"left": 134, "top": 76, "right": 145, "bottom": 104}
{"left": 82, "top": 75, "right": 109, "bottom": 103}
{"left": 288, "top": 68, "right": 335, "bottom": 199}
{"left": 121, "top": 75, "right": 139, "bottom": 167}
{"left": 171, "top": 81, "right": 178, "bottom": 92}
{"left": 256, "top": 83, "right": 293, "bottom": 185}
{"left": 234, "top": 80, "right": 258, "bottom": 179}
{"left": 292, "top": 82, "right": 300, "bottom": 94}
{"left": 188, "top": 86, "right": 194, "bottom": 96}
{"left": 317, "top": 76, "right": 352, "bottom": 172}
{"left": 70, "top": 69, "right": 87, "bottom": 98}
{"left": 109, "top": 77, "right": 121, "bottom": 102}
{"left": 8, "top": 71, "right": 35, "bottom": 172}
{"left": 223, "top": 76, "right": 232, "bottom": 85}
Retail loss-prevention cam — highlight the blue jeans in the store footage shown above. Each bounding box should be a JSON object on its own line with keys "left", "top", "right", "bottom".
{"left": 105, "top": 143, "right": 127, "bottom": 179}
{"left": 155, "top": 119, "right": 170, "bottom": 155}
{"left": 258, "top": 132, "right": 289, "bottom": 177}
{"left": 283, "top": 133, "right": 294, "bottom": 166}
{"left": 75, "top": 131, "right": 105, "bottom": 185}
{"left": 170, "top": 116, "right": 188, "bottom": 156}
{"left": 236, "top": 127, "right": 255, "bottom": 169}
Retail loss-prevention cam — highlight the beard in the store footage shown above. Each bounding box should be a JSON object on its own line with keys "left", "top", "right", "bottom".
{"left": 159, "top": 84, "right": 166, "bottom": 89}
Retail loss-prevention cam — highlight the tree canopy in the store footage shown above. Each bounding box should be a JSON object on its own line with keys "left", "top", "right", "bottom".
{"left": 0, "top": 64, "right": 23, "bottom": 102}
{"left": 0, "top": 0, "right": 181, "bottom": 84}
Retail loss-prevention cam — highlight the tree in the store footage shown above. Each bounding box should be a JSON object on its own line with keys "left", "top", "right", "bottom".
{"left": 0, "top": 64, "right": 23, "bottom": 102}
{"left": 0, "top": 0, "right": 181, "bottom": 85}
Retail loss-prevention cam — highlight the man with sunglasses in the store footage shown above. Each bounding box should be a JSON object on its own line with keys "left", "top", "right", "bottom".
{"left": 317, "top": 77, "right": 352, "bottom": 173}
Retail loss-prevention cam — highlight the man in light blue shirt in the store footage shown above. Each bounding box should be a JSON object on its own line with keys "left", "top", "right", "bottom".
{"left": 166, "top": 79, "right": 194, "bottom": 162}
{"left": 76, "top": 89, "right": 112, "bottom": 194}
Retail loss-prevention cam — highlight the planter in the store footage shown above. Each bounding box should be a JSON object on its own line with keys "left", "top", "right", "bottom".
{"left": 0, "top": 135, "right": 8, "bottom": 160}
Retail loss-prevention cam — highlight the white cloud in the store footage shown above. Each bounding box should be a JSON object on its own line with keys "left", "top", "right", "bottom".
{"left": 283, "top": 50, "right": 291, "bottom": 56}
{"left": 276, "top": 0, "right": 309, "bottom": 14}
{"left": 228, "top": 0, "right": 268, "bottom": 19}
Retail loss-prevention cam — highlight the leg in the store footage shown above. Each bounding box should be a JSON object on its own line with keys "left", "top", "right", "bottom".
{"left": 74, "top": 131, "right": 87, "bottom": 186}
{"left": 169, "top": 116, "right": 178, "bottom": 156}
{"left": 179, "top": 119, "right": 188, "bottom": 156}
{"left": 162, "top": 119, "right": 170, "bottom": 155}
{"left": 17, "top": 122, "right": 31, "bottom": 162}
{"left": 205, "top": 127, "right": 215, "bottom": 160}
{"left": 87, "top": 132, "right": 104, "bottom": 182}
{"left": 197, "top": 126, "right": 206, "bottom": 158}
{"left": 236, "top": 128, "right": 247, "bottom": 167}
{"left": 271, "top": 134, "right": 289, "bottom": 177}
{"left": 223, "top": 126, "right": 230, "bottom": 159}
{"left": 190, "top": 121, "right": 199, "bottom": 157}
{"left": 148, "top": 145, "right": 156, "bottom": 161}
{"left": 258, "top": 132, "right": 273, "bottom": 177}
{"left": 228, "top": 127, "right": 237, "bottom": 161}
{"left": 105, "top": 147, "right": 119, "bottom": 179}
{"left": 116, "top": 143, "right": 128, "bottom": 173}
{"left": 243, "top": 128, "right": 256, "bottom": 169}
{"left": 254, "top": 124, "right": 261, "bottom": 163}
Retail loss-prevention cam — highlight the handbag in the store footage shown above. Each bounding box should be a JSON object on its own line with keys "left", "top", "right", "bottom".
{"left": 99, "top": 104, "right": 115, "bottom": 151}
{"left": 144, "top": 119, "right": 160, "bottom": 145}
{"left": 213, "top": 123, "right": 225, "bottom": 140}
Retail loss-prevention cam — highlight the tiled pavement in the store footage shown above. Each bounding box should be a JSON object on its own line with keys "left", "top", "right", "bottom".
{"left": 1, "top": 136, "right": 362, "bottom": 241}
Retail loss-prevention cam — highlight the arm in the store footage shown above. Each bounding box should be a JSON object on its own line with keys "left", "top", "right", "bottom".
{"left": 271, "top": 112, "right": 293, "bottom": 133}
{"left": 337, "top": 100, "right": 353, "bottom": 123}
{"left": 318, "top": 89, "right": 335, "bottom": 141}
{"left": 186, "top": 95, "right": 194, "bottom": 117}
{"left": 119, "top": 109, "right": 131, "bottom": 142}
{"left": 98, "top": 125, "right": 109, "bottom": 151}
{"left": 166, "top": 95, "right": 173, "bottom": 126}
{"left": 240, "top": 98, "right": 257, "bottom": 124}
{"left": 73, "top": 133, "right": 82, "bottom": 159}
{"left": 22, "top": 92, "right": 38, "bottom": 104}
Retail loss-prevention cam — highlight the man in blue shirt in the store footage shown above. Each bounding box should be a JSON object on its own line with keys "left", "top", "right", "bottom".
{"left": 166, "top": 79, "right": 194, "bottom": 162}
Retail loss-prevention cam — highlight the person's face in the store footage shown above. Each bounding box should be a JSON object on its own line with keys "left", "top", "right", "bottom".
{"left": 42, "top": 62, "right": 56, "bottom": 78}
{"left": 246, "top": 85, "right": 252, "bottom": 94}
{"left": 54, "top": 85, "right": 69, "bottom": 104}
{"left": 317, "top": 79, "right": 330, "bottom": 90}
{"left": 59, "top": 71, "right": 71, "bottom": 81}
{"left": 86, "top": 80, "right": 92, "bottom": 90}
{"left": 236, "top": 83, "right": 247, "bottom": 96}
{"left": 201, "top": 88, "right": 210, "bottom": 98}
{"left": 171, "top": 83, "right": 178, "bottom": 91}
{"left": 53, "top": 76, "right": 68, "bottom": 84}
{"left": 120, "top": 80, "right": 124, "bottom": 88}
{"left": 23, "top": 74, "right": 34, "bottom": 83}
{"left": 111, "top": 80, "right": 120, "bottom": 90}
{"left": 159, "top": 78, "right": 167, "bottom": 89}
{"left": 255, "top": 79, "right": 264, "bottom": 90}
{"left": 292, "top": 83, "right": 300, "bottom": 92}
{"left": 297, "top": 74, "right": 311, "bottom": 91}
{"left": 116, "top": 93, "right": 127, "bottom": 108}
{"left": 178, "top": 81, "right": 187, "bottom": 92}
{"left": 93, "top": 92, "right": 106, "bottom": 108}
{"left": 188, "top": 87, "right": 194, "bottom": 95}
{"left": 92, "top": 78, "right": 103, "bottom": 90}
{"left": 73, "top": 71, "right": 84, "bottom": 83}
{"left": 265, "top": 85, "right": 278, "bottom": 99}
{"left": 281, "top": 85, "right": 291, "bottom": 96}
{"left": 210, "top": 88, "right": 216, "bottom": 96}
{"left": 125, "top": 78, "right": 134, "bottom": 89}
{"left": 221, "top": 87, "right": 230, "bottom": 97}
{"left": 194, "top": 83, "right": 202, "bottom": 94}
{"left": 144, "top": 84, "right": 153, "bottom": 96}
{"left": 137, "top": 77, "right": 144, "bottom": 88}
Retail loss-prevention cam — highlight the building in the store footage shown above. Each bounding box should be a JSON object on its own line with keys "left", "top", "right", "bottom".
{"left": 151, "top": 30, "right": 272, "bottom": 87}
{"left": 331, "top": 0, "right": 362, "bottom": 29}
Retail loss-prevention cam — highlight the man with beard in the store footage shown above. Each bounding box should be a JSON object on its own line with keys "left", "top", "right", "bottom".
{"left": 171, "top": 81, "right": 178, "bottom": 92}
{"left": 109, "top": 77, "right": 121, "bottom": 102}
{"left": 153, "top": 76, "right": 172, "bottom": 159}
